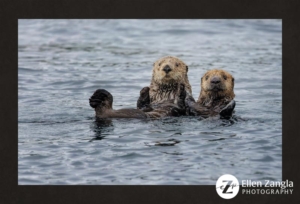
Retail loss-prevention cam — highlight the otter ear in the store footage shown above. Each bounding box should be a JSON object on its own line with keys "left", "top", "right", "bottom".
{"left": 186, "top": 66, "right": 188, "bottom": 72}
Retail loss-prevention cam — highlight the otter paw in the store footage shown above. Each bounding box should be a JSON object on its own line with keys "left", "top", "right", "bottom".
{"left": 184, "top": 94, "right": 197, "bottom": 116}
{"left": 185, "top": 105, "right": 200, "bottom": 116}
{"left": 220, "top": 100, "right": 236, "bottom": 119}
{"left": 175, "top": 84, "right": 186, "bottom": 109}
{"left": 140, "top": 86, "right": 150, "bottom": 97}
{"left": 137, "top": 86, "right": 150, "bottom": 109}
{"left": 184, "top": 94, "right": 196, "bottom": 105}
{"left": 89, "top": 89, "right": 112, "bottom": 109}
{"left": 171, "top": 107, "right": 184, "bottom": 117}
{"left": 178, "top": 84, "right": 186, "bottom": 100}
{"left": 89, "top": 98, "right": 102, "bottom": 108}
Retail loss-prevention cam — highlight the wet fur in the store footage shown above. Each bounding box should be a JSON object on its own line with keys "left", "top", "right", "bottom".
{"left": 149, "top": 56, "right": 192, "bottom": 104}
{"left": 186, "top": 69, "right": 235, "bottom": 118}
{"left": 90, "top": 89, "right": 148, "bottom": 119}
{"left": 198, "top": 69, "right": 235, "bottom": 106}
{"left": 90, "top": 84, "right": 186, "bottom": 119}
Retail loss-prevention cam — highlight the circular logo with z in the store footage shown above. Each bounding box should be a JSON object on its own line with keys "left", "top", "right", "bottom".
{"left": 216, "top": 174, "right": 240, "bottom": 199}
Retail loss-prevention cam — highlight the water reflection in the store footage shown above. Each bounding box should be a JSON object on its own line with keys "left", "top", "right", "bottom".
{"left": 89, "top": 118, "right": 113, "bottom": 142}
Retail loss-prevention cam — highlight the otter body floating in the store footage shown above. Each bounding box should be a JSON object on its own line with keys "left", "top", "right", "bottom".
{"left": 90, "top": 84, "right": 187, "bottom": 119}
{"left": 90, "top": 56, "right": 236, "bottom": 120}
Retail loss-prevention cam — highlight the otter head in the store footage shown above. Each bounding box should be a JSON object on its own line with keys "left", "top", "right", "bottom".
{"left": 149, "top": 56, "right": 191, "bottom": 103}
{"left": 89, "top": 89, "right": 113, "bottom": 110}
{"left": 152, "top": 56, "right": 189, "bottom": 84}
{"left": 198, "top": 69, "right": 235, "bottom": 104}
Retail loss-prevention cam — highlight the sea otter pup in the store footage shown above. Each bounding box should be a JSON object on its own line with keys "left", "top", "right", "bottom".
{"left": 137, "top": 56, "right": 192, "bottom": 111}
{"left": 185, "top": 69, "right": 236, "bottom": 119}
{"left": 89, "top": 83, "right": 187, "bottom": 119}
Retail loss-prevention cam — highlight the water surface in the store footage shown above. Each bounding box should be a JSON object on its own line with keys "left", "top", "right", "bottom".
{"left": 18, "top": 20, "right": 282, "bottom": 185}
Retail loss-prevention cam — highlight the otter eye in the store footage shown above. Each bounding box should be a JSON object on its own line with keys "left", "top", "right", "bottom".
{"left": 205, "top": 75, "right": 209, "bottom": 80}
{"left": 175, "top": 63, "right": 179, "bottom": 67}
{"left": 158, "top": 63, "right": 161, "bottom": 66}
{"left": 223, "top": 75, "right": 227, "bottom": 80}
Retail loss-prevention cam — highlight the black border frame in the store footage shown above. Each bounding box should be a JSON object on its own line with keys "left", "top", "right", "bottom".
{"left": 1, "top": 0, "right": 300, "bottom": 203}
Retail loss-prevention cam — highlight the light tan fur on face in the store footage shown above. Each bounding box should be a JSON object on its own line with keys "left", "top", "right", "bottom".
{"left": 149, "top": 56, "right": 192, "bottom": 103}
{"left": 198, "top": 69, "right": 235, "bottom": 105}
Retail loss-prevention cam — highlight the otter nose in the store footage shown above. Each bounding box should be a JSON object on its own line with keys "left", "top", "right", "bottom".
{"left": 163, "top": 65, "right": 172, "bottom": 73}
{"left": 211, "top": 76, "right": 221, "bottom": 84}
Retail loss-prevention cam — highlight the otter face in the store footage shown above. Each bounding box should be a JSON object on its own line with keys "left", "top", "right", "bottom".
{"left": 201, "top": 69, "right": 234, "bottom": 93}
{"left": 152, "top": 56, "right": 188, "bottom": 83}
{"left": 89, "top": 89, "right": 113, "bottom": 109}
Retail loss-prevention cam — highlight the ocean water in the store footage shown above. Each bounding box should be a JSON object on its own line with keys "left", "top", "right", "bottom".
{"left": 18, "top": 19, "right": 282, "bottom": 185}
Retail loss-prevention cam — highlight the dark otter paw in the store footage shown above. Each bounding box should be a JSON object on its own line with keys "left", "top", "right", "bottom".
{"left": 89, "top": 89, "right": 112, "bottom": 109}
{"left": 176, "top": 84, "right": 186, "bottom": 108}
{"left": 171, "top": 107, "right": 183, "bottom": 117}
{"left": 178, "top": 84, "right": 186, "bottom": 100}
{"left": 184, "top": 94, "right": 196, "bottom": 106}
{"left": 169, "top": 84, "right": 187, "bottom": 116}
{"left": 137, "top": 86, "right": 151, "bottom": 110}
{"left": 184, "top": 95, "right": 196, "bottom": 116}
{"left": 220, "top": 100, "right": 236, "bottom": 119}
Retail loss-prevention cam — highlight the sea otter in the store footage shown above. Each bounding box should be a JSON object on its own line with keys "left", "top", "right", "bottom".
{"left": 137, "top": 56, "right": 192, "bottom": 111}
{"left": 90, "top": 56, "right": 190, "bottom": 119}
{"left": 89, "top": 84, "right": 187, "bottom": 119}
{"left": 185, "top": 69, "right": 236, "bottom": 119}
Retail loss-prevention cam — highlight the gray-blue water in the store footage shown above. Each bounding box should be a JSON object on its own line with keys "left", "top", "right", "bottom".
{"left": 18, "top": 20, "right": 282, "bottom": 185}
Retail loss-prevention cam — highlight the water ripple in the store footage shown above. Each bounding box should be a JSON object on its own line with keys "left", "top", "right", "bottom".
{"left": 18, "top": 19, "right": 282, "bottom": 185}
